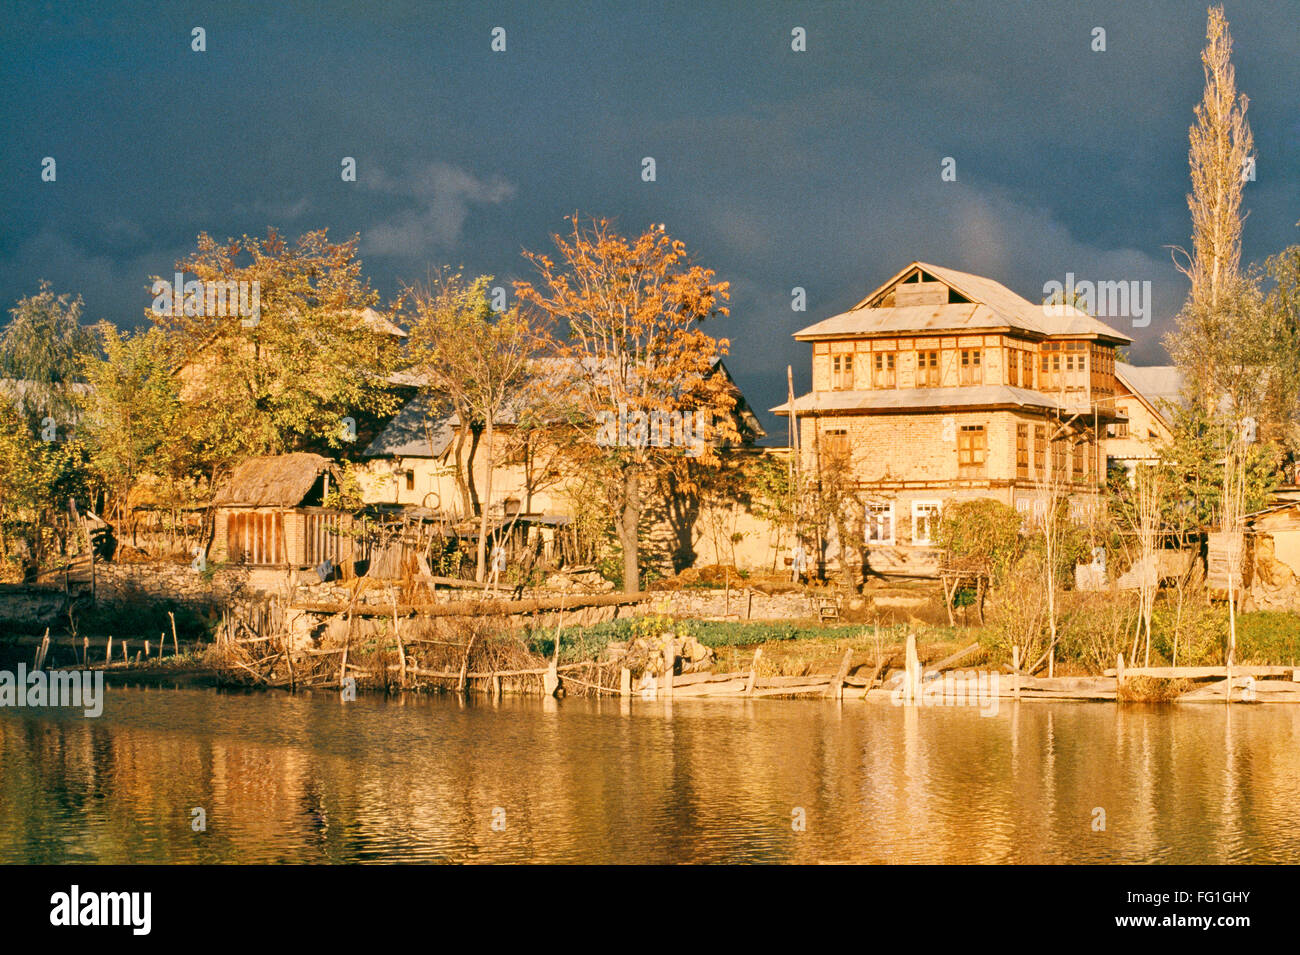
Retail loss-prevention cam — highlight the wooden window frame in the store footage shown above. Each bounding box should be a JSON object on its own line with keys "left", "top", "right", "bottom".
{"left": 957, "top": 424, "right": 986, "bottom": 478}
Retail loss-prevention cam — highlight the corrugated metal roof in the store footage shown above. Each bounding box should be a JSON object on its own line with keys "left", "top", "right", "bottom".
{"left": 797, "top": 261, "right": 1133, "bottom": 343}
{"left": 1115, "top": 362, "right": 1183, "bottom": 409}
{"left": 363, "top": 393, "right": 457, "bottom": 458}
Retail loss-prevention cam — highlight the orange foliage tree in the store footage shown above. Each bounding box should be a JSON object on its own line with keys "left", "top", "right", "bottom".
{"left": 515, "top": 216, "right": 737, "bottom": 592}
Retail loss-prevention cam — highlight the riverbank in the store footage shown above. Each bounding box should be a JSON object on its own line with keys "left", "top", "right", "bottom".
{"left": 6, "top": 567, "right": 1300, "bottom": 704}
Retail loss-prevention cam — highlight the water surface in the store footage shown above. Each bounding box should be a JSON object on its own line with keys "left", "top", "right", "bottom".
{"left": 2, "top": 686, "right": 1298, "bottom": 863}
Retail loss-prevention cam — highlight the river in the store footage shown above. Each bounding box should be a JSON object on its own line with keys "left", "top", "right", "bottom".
{"left": 2, "top": 686, "right": 1298, "bottom": 863}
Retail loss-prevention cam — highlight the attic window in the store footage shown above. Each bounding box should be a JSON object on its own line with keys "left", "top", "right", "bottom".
{"left": 947, "top": 288, "right": 971, "bottom": 304}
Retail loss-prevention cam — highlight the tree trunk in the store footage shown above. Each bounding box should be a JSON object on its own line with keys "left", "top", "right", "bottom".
{"left": 620, "top": 465, "right": 641, "bottom": 594}
{"left": 475, "top": 415, "right": 494, "bottom": 583}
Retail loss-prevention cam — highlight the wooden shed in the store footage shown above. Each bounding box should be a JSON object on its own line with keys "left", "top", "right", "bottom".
{"left": 209, "top": 453, "right": 360, "bottom": 569}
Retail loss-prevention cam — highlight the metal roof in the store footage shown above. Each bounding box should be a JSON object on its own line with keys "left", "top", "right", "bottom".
{"left": 795, "top": 261, "right": 1133, "bottom": 343}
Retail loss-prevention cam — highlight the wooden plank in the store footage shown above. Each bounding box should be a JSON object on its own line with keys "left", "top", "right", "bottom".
{"left": 292, "top": 591, "right": 648, "bottom": 617}
{"left": 927, "top": 642, "right": 981, "bottom": 673}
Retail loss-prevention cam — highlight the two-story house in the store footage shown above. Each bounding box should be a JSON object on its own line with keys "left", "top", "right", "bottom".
{"left": 774, "top": 262, "right": 1135, "bottom": 570}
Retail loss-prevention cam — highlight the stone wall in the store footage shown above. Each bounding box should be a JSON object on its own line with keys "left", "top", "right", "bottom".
{"left": 93, "top": 562, "right": 293, "bottom": 613}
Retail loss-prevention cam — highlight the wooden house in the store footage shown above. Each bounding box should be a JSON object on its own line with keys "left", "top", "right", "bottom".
{"left": 773, "top": 261, "right": 1135, "bottom": 573}
{"left": 209, "top": 453, "right": 360, "bottom": 569}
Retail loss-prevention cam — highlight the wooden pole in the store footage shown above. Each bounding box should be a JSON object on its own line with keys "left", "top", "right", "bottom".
{"left": 620, "top": 667, "right": 632, "bottom": 697}
{"left": 169, "top": 612, "right": 179, "bottom": 657}
{"left": 392, "top": 593, "right": 406, "bottom": 689}
{"left": 121, "top": 640, "right": 128, "bottom": 664}
{"left": 1116, "top": 653, "right": 1125, "bottom": 697}
{"left": 1012, "top": 645, "right": 1021, "bottom": 701}
{"left": 905, "top": 632, "right": 920, "bottom": 703}
{"left": 662, "top": 639, "right": 675, "bottom": 698}
{"left": 744, "top": 648, "right": 762, "bottom": 697}
{"left": 827, "top": 648, "right": 854, "bottom": 699}
{"left": 105, "top": 635, "right": 113, "bottom": 666}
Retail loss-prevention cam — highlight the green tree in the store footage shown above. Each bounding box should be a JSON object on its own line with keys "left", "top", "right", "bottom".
{"left": 0, "top": 282, "right": 94, "bottom": 434}
{"left": 153, "top": 229, "right": 403, "bottom": 480}
{"left": 77, "top": 323, "right": 185, "bottom": 526}
{"left": 406, "top": 272, "right": 547, "bottom": 581}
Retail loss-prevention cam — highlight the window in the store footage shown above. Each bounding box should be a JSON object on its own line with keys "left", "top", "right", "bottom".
{"left": 1073, "top": 439, "right": 1086, "bottom": 482}
{"left": 1107, "top": 420, "right": 1129, "bottom": 438}
{"left": 912, "top": 501, "right": 941, "bottom": 546}
{"left": 405, "top": 471, "right": 415, "bottom": 491}
{"left": 831, "top": 354, "right": 854, "bottom": 390}
{"left": 915, "top": 350, "right": 940, "bottom": 387}
{"left": 1016, "top": 423, "right": 1029, "bottom": 480}
{"left": 822, "top": 428, "right": 850, "bottom": 467}
{"left": 959, "top": 349, "right": 982, "bottom": 386}
{"left": 865, "top": 501, "right": 894, "bottom": 544}
{"left": 1034, "top": 425, "right": 1046, "bottom": 476}
{"left": 873, "top": 351, "right": 896, "bottom": 389}
{"left": 1052, "top": 437, "right": 1067, "bottom": 477}
{"left": 1007, "top": 349, "right": 1020, "bottom": 388}
{"left": 957, "top": 425, "right": 986, "bottom": 478}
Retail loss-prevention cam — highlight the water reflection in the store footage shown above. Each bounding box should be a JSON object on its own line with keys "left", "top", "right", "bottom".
{"left": 1, "top": 689, "right": 1298, "bottom": 863}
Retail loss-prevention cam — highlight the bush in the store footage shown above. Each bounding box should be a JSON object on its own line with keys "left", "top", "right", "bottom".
{"left": 936, "top": 500, "right": 1022, "bottom": 585}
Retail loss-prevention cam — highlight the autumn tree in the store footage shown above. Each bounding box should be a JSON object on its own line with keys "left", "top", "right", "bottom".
{"left": 406, "top": 272, "right": 548, "bottom": 581}
{"left": 152, "top": 229, "right": 403, "bottom": 481}
{"left": 515, "top": 216, "right": 736, "bottom": 593}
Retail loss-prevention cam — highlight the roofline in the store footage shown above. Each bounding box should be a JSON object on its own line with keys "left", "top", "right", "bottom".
{"left": 1114, "top": 367, "right": 1177, "bottom": 427}
{"left": 822, "top": 260, "right": 1133, "bottom": 344}
{"left": 850, "top": 261, "right": 929, "bottom": 310}
{"left": 793, "top": 325, "right": 1131, "bottom": 345}
{"left": 772, "top": 397, "right": 1126, "bottom": 421}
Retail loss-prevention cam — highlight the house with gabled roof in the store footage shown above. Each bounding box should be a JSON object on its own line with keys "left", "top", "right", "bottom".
{"left": 1106, "top": 361, "right": 1183, "bottom": 472}
{"left": 773, "top": 261, "right": 1139, "bottom": 572}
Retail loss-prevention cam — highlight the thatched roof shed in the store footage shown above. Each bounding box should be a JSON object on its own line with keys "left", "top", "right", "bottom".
{"left": 211, "top": 453, "right": 339, "bottom": 508}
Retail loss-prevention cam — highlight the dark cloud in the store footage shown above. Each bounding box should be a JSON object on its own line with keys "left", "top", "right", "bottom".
{"left": 1, "top": 0, "right": 1296, "bottom": 437}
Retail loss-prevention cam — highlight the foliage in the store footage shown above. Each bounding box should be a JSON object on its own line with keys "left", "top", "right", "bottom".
{"left": 76, "top": 322, "right": 185, "bottom": 523}
{"left": 514, "top": 215, "right": 735, "bottom": 593}
{"left": 321, "top": 461, "right": 366, "bottom": 511}
{"left": 152, "top": 229, "right": 403, "bottom": 476}
{"left": 935, "top": 499, "right": 1023, "bottom": 585}
{"left": 0, "top": 282, "right": 94, "bottom": 433}
{"left": 405, "top": 270, "right": 548, "bottom": 580}
{"left": 1158, "top": 401, "right": 1280, "bottom": 529}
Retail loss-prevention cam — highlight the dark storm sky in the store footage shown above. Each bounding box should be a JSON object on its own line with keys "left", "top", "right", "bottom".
{"left": 2, "top": 0, "right": 1298, "bottom": 440}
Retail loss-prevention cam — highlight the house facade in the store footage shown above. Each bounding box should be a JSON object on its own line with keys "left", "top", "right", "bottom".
{"left": 774, "top": 262, "right": 1137, "bottom": 572}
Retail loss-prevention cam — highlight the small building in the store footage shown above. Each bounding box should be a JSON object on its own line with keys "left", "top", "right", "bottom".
{"left": 1105, "top": 362, "right": 1182, "bottom": 475}
{"left": 209, "top": 453, "right": 359, "bottom": 569}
